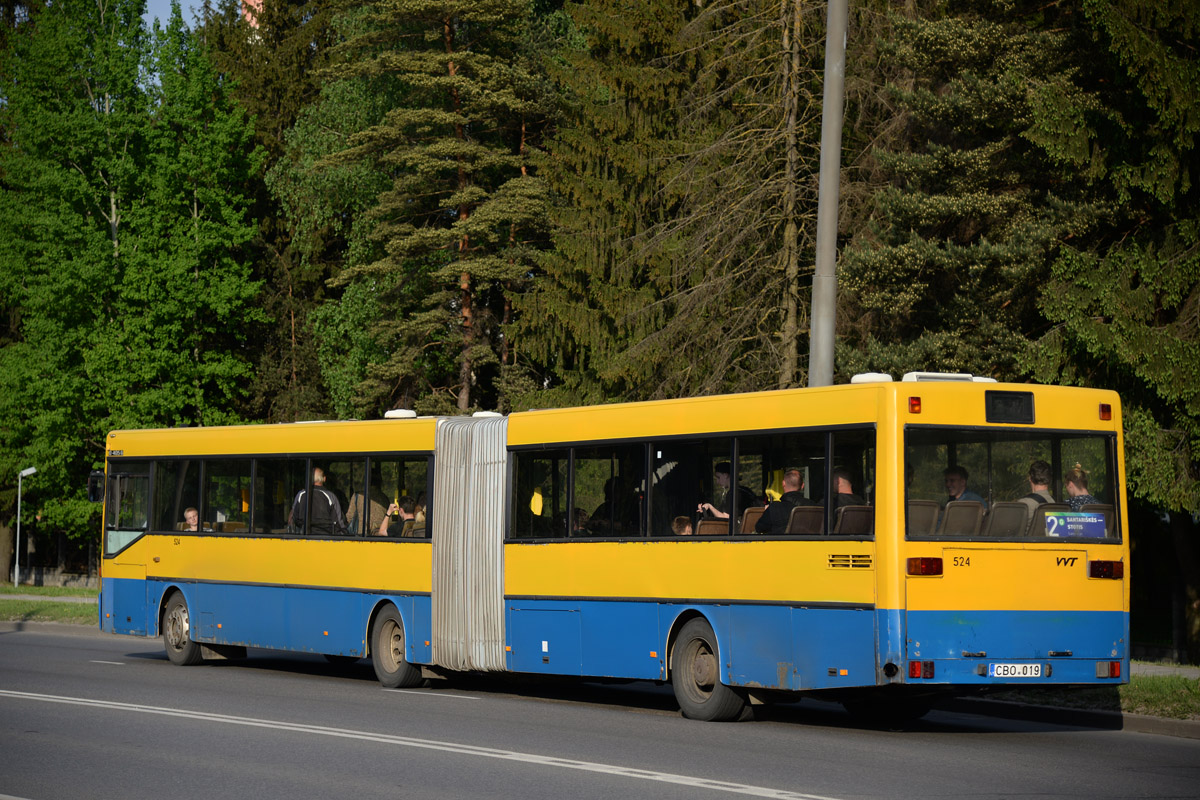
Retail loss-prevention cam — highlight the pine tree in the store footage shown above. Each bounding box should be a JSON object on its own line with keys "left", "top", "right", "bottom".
{"left": 315, "top": 0, "right": 550, "bottom": 414}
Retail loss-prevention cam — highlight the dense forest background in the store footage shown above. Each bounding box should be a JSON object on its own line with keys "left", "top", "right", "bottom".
{"left": 1, "top": 0, "right": 1197, "bottom": 653}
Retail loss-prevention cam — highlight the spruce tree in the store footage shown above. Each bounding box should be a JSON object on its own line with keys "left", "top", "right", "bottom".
{"left": 316, "top": 0, "right": 550, "bottom": 414}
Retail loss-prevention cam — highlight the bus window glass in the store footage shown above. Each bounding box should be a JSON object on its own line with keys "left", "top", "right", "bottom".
{"left": 906, "top": 428, "right": 1119, "bottom": 540}
{"left": 576, "top": 444, "right": 645, "bottom": 537}
{"left": 254, "top": 458, "right": 305, "bottom": 534}
{"left": 831, "top": 430, "right": 875, "bottom": 534}
{"left": 736, "top": 432, "right": 825, "bottom": 535}
{"left": 650, "top": 439, "right": 734, "bottom": 536}
{"left": 204, "top": 460, "right": 252, "bottom": 532}
{"left": 105, "top": 460, "right": 150, "bottom": 554}
{"left": 371, "top": 457, "right": 429, "bottom": 537}
{"left": 511, "top": 451, "right": 567, "bottom": 539}
{"left": 153, "top": 460, "right": 200, "bottom": 532}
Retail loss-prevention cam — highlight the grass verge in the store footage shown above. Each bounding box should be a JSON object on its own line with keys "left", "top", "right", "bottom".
{"left": 985, "top": 673, "right": 1200, "bottom": 720}
{"left": 0, "top": 584, "right": 97, "bottom": 598}
{"left": 0, "top": 599, "right": 97, "bottom": 626}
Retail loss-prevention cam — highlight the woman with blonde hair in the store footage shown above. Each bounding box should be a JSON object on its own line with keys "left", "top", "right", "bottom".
{"left": 1064, "top": 463, "right": 1099, "bottom": 511}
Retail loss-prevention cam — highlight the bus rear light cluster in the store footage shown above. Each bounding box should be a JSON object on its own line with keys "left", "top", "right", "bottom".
{"left": 1096, "top": 661, "right": 1122, "bottom": 679}
{"left": 1099, "top": 403, "right": 1112, "bottom": 420}
{"left": 1089, "top": 560, "right": 1124, "bottom": 579}
{"left": 908, "top": 660, "right": 934, "bottom": 679}
{"left": 907, "top": 557, "right": 943, "bottom": 576}
{"left": 908, "top": 396, "right": 922, "bottom": 413}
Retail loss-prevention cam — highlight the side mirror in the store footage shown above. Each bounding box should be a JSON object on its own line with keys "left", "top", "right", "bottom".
{"left": 87, "top": 470, "right": 105, "bottom": 503}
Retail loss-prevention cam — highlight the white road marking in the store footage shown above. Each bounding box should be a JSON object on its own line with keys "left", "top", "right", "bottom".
{"left": 384, "top": 688, "right": 478, "bottom": 700}
{"left": 89, "top": 660, "right": 125, "bottom": 666}
{"left": 0, "top": 690, "right": 841, "bottom": 800}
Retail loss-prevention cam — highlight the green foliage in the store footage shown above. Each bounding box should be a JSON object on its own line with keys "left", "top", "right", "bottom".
{"left": 0, "top": 0, "right": 261, "bottom": 538}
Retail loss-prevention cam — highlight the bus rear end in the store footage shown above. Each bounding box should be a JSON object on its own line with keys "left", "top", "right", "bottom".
{"left": 899, "top": 381, "right": 1129, "bottom": 695}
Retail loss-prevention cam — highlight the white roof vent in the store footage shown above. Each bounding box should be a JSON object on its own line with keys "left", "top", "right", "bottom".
{"left": 850, "top": 372, "right": 893, "bottom": 384}
{"left": 384, "top": 409, "right": 417, "bottom": 419}
{"left": 472, "top": 411, "right": 503, "bottom": 418}
{"left": 902, "top": 371, "right": 997, "bottom": 383}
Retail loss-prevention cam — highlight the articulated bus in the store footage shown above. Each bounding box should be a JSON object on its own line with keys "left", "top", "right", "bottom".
{"left": 99, "top": 374, "right": 1129, "bottom": 722}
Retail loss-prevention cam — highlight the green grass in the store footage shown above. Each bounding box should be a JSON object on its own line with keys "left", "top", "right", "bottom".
{"left": 0, "top": 598, "right": 98, "bottom": 626}
{"left": 0, "top": 584, "right": 97, "bottom": 598}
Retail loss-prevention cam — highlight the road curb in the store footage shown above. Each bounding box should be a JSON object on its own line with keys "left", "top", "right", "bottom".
{"left": 0, "top": 620, "right": 107, "bottom": 638}
{"left": 943, "top": 697, "right": 1200, "bottom": 739}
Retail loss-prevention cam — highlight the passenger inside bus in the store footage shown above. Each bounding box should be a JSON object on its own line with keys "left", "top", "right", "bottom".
{"left": 291, "top": 467, "right": 348, "bottom": 535}
{"left": 830, "top": 467, "right": 865, "bottom": 508}
{"left": 379, "top": 496, "right": 416, "bottom": 537}
{"left": 183, "top": 507, "right": 199, "bottom": 531}
{"left": 1064, "top": 463, "right": 1098, "bottom": 510}
{"left": 1017, "top": 460, "right": 1056, "bottom": 516}
{"left": 756, "top": 468, "right": 818, "bottom": 534}
{"left": 696, "top": 462, "right": 757, "bottom": 520}
{"left": 943, "top": 465, "right": 985, "bottom": 507}
{"left": 672, "top": 516, "right": 693, "bottom": 536}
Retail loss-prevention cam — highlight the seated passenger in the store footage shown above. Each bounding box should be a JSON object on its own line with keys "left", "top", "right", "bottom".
{"left": 830, "top": 467, "right": 865, "bottom": 508}
{"left": 378, "top": 496, "right": 416, "bottom": 537}
{"left": 944, "top": 465, "right": 985, "bottom": 507}
{"left": 1064, "top": 463, "right": 1098, "bottom": 511}
{"left": 672, "top": 516, "right": 694, "bottom": 536}
{"left": 756, "top": 469, "right": 818, "bottom": 534}
{"left": 697, "top": 462, "right": 758, "bottom": 520}
{"left": 183, "top": 507, "right": 199, "bottom": 531}
{"left": 1016, "top": 460, "right": 1056, "bottom": 517}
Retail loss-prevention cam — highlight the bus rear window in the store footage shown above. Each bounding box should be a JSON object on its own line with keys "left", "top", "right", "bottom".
{"left": 905, "top": 428, "right": 1119, "bottom": 541}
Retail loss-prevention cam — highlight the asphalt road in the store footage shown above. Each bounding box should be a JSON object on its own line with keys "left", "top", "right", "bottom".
{"left": 1, "top": 627, "right": 1198, "bottom": 800}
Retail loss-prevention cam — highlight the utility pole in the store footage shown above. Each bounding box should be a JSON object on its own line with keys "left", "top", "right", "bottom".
{"left": 808, "top": 0, "right": 848, "bottom": 387}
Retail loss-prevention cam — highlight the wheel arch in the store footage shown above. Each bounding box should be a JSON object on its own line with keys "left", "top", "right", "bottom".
{"left": 365, "top": 598, "right": 408, "bottom": 660}
{"left": 664, "top": 607, "right": 723, "bottom": 682}
{"left": 154, "top": 584, "right": 192, "bottom": 638}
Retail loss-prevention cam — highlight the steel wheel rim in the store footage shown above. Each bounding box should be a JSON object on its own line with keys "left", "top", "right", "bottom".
{"left": 381, "top": 618, "right": 403, "bottom": 672}
{"left": 682, "top": 636, "right": 716, "bottom": 702}
{"left": 166, "top": 605, "right": 189, "bottom": 652}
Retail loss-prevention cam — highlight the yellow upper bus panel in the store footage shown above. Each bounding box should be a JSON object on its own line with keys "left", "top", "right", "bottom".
{"left": 105, "top": 418, "right": 438, "bottom": 458}
{"left": 891, "top": 381, "right": 1122, "bottom": 432}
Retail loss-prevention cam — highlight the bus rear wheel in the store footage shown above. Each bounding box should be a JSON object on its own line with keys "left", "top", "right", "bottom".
{"left": 163, "top": 593, "right": 202, "bottom": 666}
{"left": 671, "top": 618, "right": 746, "bottom": 721}
{"left": 371, "top": 606, "right": 421, "bottom": 688}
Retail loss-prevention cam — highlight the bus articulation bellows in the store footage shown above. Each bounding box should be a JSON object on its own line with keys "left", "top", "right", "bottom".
{"left": 99, "top": 374, "right": 1130, "bottom": 722}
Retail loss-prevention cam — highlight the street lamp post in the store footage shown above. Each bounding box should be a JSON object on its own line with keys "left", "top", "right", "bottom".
{"left": 14, "top": 466, "right": 36, "bottom": 587}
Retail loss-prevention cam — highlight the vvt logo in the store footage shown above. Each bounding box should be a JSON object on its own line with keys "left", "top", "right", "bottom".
{"left": 1056, "top": 556, "right": 1079, "bottom": 567}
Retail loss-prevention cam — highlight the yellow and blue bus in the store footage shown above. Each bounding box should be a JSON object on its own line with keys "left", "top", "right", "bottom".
{"left": 99, "top": 373, "right": 1129, "bottom": 721}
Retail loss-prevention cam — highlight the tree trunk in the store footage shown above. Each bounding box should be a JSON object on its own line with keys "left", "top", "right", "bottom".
{"left": 779, "top": 0, "right": 802, "bottom": 389}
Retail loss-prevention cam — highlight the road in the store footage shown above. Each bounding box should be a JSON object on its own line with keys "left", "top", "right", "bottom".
{"left": 1, "top": 626, "right": 1197, "bottom": 800}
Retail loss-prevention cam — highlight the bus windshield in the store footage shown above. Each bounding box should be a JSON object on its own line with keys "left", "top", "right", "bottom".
{"left": 905, "top": 427, "right": 1119, "bottom": 541}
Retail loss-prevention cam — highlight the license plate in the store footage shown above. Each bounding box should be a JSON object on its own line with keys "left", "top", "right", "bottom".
{"left": 988, "top": 662, "right": 1043, "bottom": 678}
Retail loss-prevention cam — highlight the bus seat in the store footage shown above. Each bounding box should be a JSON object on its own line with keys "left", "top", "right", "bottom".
{"left": 174, "top": 522, "right": 188, "bottom": 531}
{"left": 938, "top": 501, "right": 983, "bottom": 535}
{"left": 834, "top": 505, "right": 874, "bottom": 534}
{"left": 696, "top": 519, "right": 729, "bottom": 536}
{"left": 786, "top": 505, "right": 824, "bottom": 534}
{"left": 220, "top": 521, "right": 247, "bottom": 533}
{"left": 981, "top": 502, "right": 1028, "bottom": 537}
{"left": 1026, "top": 503, "right": 1070, "bottom": 537}
{"left": 739, "top": 506, "right": 766, "bottom": 534}
{"left": 1081, "top": 503, "right": 1115, "bottom": 537}
{"left": 906, "top": 500, "right": 940, "bottom": 535}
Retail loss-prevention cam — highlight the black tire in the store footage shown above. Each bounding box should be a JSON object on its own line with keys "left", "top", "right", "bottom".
{"left": 162, "top": 593, "right": 203, "bottom": 666}
{"left": 371, "top": 606, "right": 421, "bottom": 688}
{"left": 670, "top": 617, "right": 747, "bottom": 721}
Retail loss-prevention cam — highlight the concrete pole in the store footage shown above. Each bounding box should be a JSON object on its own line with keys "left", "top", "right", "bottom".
{"left": 808, "top": 0, "right": 849, "bottom": 388}
{"left": 14, "top": 466, "right": 35, "bottom": 587}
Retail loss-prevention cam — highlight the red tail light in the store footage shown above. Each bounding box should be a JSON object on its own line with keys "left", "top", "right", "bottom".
{"left": 907, "top": 557, "right": 943, "bottom": 576}
{"left": 909, "top": 396, "right": 922, "bottom": 413}
{"left": 1089, "top": 560, "right": 1124, "bottom": 579}
{"left": 1096, "top": 661, "right": 1121, "bottom": 678}
{"left": 908, "top": 660, "right": 934, "bottom": 679}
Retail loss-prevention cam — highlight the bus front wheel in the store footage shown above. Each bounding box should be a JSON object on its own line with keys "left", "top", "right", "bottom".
{"left": 671, "top": 618, "right": 746, "bottom": 721}
{"left": 371, "top": 606, "right": 421, "bottom": 688}
{"left": 163, "top": 593, "right": 202, "bottom": 666}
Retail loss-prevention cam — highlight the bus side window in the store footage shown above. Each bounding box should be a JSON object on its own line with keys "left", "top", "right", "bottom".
{"left": 511, "top": 451, "right": 567, "bottom": 539}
